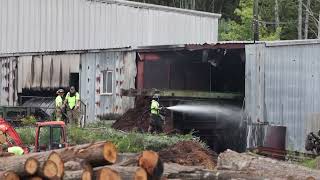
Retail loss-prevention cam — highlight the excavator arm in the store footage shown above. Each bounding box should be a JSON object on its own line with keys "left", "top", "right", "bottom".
{"left": 0, "top": 118, "right": 29, "bottom": 153}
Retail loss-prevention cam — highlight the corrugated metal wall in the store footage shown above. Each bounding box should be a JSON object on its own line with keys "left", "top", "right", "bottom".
{"left": 0, "top": 57, "right": 18, "bottom": 106}
{"left": 80, "top": 51, "right": 136, "bottom": 122}
{"left": 245, "top": 42, "right": 320, "bottom": 152}
{"left": 0, "top": 0, "right": 219, "bottom": 54}
{"left": 0, "top": 54, "right": 80, "bottom": 106}
{"left": 17, "top": 54, "right": 80, "bottom": 92}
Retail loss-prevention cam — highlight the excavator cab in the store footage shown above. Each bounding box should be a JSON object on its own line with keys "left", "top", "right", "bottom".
{"left": 35, "top": 121, "right": 67, "bottom": 152}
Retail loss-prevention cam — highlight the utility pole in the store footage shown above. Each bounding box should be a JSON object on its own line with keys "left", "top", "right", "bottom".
{"left": 304, "top": 0, "right": 311, "bottom": 39}
{"left": 253, "top": 0, "right": 259, "bottom": 42}
{"left": 298, "top": 0, "right": 303, "bottom": 39}
{"left": 275, "top": 0, "right": 280, "bottom": 29}
{"left": 211, "top": 0, "right": 215, "bottom": 13}
{"left": 318, "top": 12, "right": 320, "bottom": 39}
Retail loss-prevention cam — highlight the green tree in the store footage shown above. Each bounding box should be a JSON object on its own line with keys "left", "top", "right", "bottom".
{"left": 220, "top": 0, "right": 281, "bottom": 41}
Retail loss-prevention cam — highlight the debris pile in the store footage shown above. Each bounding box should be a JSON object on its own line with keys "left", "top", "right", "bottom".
{"left": 112, "top": 97, "right": 175, "bottom": 133}
{"left": 159, "top": 140, "right": 217, "bottom": 169}
{"left": 112, "top": 97, "right": 150, "bottom": 132}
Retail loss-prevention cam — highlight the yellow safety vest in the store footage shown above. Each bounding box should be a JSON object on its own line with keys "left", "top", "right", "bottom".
{"left": 8, "top": 146, "right": 24, "bottom": 156}
{"left": 55, "top": 96, "right": 63, "bottom": 108}
{"left": 66, "top": 92, "right": 80, "bottom": 109}
{"left": 151, "top": 100, "right": 160, "bottom": 115}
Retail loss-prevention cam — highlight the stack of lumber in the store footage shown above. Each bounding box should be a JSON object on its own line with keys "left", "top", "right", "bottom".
{"left": 0, "top": 141, "right": 216, "bottom": 180}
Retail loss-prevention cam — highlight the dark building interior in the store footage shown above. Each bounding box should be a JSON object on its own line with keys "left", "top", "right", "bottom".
{"left": 136, "top": 44, "right": 247, "bottom": 153}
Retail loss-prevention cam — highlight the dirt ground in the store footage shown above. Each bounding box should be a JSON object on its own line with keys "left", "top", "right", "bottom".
{"left": 112, "top": 97, "right": 175, "bottom": 133}
{"left": 158, "top": 140, "right": 217, "bottom": 170}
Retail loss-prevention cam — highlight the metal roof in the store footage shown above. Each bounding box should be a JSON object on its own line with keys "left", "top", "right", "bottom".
{"left": 92, "top": 0, "right": 221, "bottom": 18}
{"left": 0, "top": 0, "right": 220, "bottom": 55}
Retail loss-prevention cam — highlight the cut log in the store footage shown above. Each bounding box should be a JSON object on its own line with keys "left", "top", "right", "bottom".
{"left": 62, "top": 159, "right": 93, "bottom": 180}
{"left": 0, "top": 171, "right": 20, "bottom": 180}
{"left": 64, "top": 161, "right": 82, "bottom": 171}
{"left": 48, "top": 152, "right": 64, "bottom": 178}
{"left": 82, "top": 169, "right": 93, "bottom": 180}
{"left": 134, "top": 168, "right": 147, "bottom": 180}
{"left": 64, "top": 166, "right": 139, "bottom": 180}
{"left": 0, "top": 141, "right": 117, "bottom": 177}
{"left": 64, "top": 164, "right": 218, "bottom": 180}
{"left": 103, "top": 142, "right": 118, "bottom": 164}
{"left": 217, "top": 150, "right": 320, "bottom": 179}
{"left": 0, "top": 152, "right": 14, "bottom": 157}
{"left": 24, "top": 157, "right": 40, "bottom": 175}
{"left": 96, "top": 167, "right": 121, "bottom": 180}
{"left": 138, "top": 151, "right": 163, "bottom": 180}
{"left": 65, "top": 158, "right": 93, "bottom": 172}
{"left": 57, "top": 141, "right": 117, "bottom": 166}
{"left": 41, "top": 160, "right": 58, "bottom": 179}
{"left": 115, "top": 153, "right": 138, "bottom": 165}
{"left": 117, "top": 153, "right": 139, "bottom": 167}
{"left": 27, "top": 176, "right": 43, "bottom": 180}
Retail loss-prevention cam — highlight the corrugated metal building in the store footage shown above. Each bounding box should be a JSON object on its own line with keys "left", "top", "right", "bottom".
{"left": 0, "top": 0, "right": 220, "bottom": 123}
{"left": 245, "top": 40, "right": 320, "bottom": 152}
{"left": 0, "top": 0, "right": 220, "bottom": 54}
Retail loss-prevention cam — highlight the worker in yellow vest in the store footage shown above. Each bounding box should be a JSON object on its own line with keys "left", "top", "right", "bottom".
{"left": 64, "top": 86, "right": 80, "bottom": 126}
{"left": 1, "top": 144, "right": 24, "bottom": 156}
{"left": 148, "top": 94, "right": 163, "bottom": 133}
{"left": 8, "top": 146, "right": 24, "bottom": 156}
{"left": 55, "top": 89, "right": 65, "bottom": 121}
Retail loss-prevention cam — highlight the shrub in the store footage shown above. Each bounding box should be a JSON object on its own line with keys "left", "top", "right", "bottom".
{"left": 21, "top": 116, "right": 37, "bottom": 126}
{"left": 16, "top": 127, "right": 36, "bottom": 145}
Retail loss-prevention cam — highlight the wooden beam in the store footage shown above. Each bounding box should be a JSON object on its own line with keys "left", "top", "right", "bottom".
{"left": 121, "top": 89, "right": 243, "bottom": 100}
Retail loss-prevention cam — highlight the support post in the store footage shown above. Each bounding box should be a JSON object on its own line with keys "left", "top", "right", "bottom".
{"left": 253, "top": 0, "right": 259, "bottom": 42}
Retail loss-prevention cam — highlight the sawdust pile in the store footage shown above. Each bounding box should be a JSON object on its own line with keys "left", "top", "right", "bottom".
{"left": 112, "top": 97, "right": 150, "bottom": 132}
{"left": 158, "top": 141, "right": 217, "bottom": 169}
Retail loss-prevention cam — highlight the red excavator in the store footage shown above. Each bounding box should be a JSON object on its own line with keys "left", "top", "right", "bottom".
{"left": 0, "top": 118, "right": 68, "bottom": 154}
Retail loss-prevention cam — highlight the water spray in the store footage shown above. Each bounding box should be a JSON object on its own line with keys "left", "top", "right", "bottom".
{"left": 165, "top": 104, "right": 243, "bottom": 120}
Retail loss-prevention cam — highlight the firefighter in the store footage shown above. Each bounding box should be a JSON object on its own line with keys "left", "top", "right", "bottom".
{"left": 64, "top": 86, "right": 80, "bottom": 126}
{"left": 55, "top": 89, "right": 65, "bottom": 121}
{"left": 148, "top": 94, "right": 163, "bottom": 133}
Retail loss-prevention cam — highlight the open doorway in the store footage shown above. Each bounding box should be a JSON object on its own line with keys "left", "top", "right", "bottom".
{"left": 69, "top": 73, "right": 79, "bottom": 91}
{"left": 137, "top": 44, "right": 246, "bottom": 153}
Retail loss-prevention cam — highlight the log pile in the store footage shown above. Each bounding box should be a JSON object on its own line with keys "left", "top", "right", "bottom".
{"left": 3, "top": 142, "right": 320, "bottom": 180}
{"left": 0, "top": 142, "right": 217, "bottom": 180}
{"left": 0, "top": 141, "right": 120, "bottom": 180}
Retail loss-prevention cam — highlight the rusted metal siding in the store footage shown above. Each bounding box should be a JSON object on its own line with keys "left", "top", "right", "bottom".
{"left": 0, "top": 54, "right": 79, "bottom": 108}
{"left": 0, "top": 0, "right": 220, "bottom": 55}
{"left": 245, "top": 41, "right": 320, "bottom": 152}
{"left": 80, "top": 53, "right": 96, "bottom": 122}
{"left": 0, "top": 57, "right": 18, "bottom": 106}
{"left": 80, "top": 51, "right": 136, "bottom": 122}
{"left": 17, "top": 54, "right": 80, "bottom": 92}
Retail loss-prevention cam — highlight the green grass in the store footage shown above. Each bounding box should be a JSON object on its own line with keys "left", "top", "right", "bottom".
{"left": 15, "top": 122, "right": 198, "bottom": 153}
{"left": 300, "top": 158, "right": 317, "bottom": 169}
